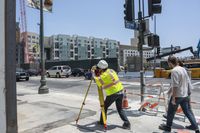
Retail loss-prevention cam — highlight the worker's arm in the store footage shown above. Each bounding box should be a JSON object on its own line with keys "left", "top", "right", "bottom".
{"left": 91, "top": 66, "right": 103, "bottom": 89}
{"left": 171, "top": 71, "right": 179, "bottom": 105}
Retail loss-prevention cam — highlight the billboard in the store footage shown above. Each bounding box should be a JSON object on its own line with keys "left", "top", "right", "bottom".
{"left": 27, "top": 0, "right": 53, "bottom": 12}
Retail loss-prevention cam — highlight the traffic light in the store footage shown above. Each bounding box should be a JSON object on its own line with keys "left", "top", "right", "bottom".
{"left": 147, "top": 34, "right": 160, "bottom": 47}
{"left": 157, "top": 47, "right": 160, "bottom": 55}
{"left": 148, "top": 0, "right": 162, "bottom": 16}
{"left": 124, "top": 0, "right": 134, "bottom": 22}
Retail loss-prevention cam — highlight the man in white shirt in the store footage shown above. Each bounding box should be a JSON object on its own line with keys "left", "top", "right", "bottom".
{"left": 159, "top": 56, "right": 199, "bottom": 133}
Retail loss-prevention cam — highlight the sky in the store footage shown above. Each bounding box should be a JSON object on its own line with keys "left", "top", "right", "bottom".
{"left": 16, "top": 0, "right": 200, "bottom": 57}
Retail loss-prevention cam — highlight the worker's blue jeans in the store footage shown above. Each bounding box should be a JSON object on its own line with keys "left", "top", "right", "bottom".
{"left": 166, "top": 97, "right": 199, "bottom": 130}
{"left": 100, "top": 91, "right": 130, "bottom": 124}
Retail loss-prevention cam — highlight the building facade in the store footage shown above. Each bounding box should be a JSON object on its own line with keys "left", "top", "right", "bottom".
{"left": 26, "top": 32, "right": 40, "bottom": 63}
{"left": 48, "top": 34, "right": 119, "bottom": 61}
{"left": 119, "top": 44, "right": 154, "bottom": 66}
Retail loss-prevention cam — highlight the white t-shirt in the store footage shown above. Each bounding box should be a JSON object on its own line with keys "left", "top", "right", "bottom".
{"left": 171, "top": 66, "right": 192, "bottom": 97}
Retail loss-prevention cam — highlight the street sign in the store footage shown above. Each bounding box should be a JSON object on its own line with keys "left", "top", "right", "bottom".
{"left": 125, "top": 21, "right": 138, "bottom": 30}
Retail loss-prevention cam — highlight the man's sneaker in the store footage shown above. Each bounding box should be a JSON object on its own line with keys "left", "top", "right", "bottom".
{"left": 163, "top": 114, "right": 167, "bottom": 119}
{"left": 185, "top": 125, "right": 197, "bottom": 130}
{"left": 122, "top": 122, "right": 131, "bottom": 130}
{"left": 159, "top": 124, "right": 171, "bottom": 132}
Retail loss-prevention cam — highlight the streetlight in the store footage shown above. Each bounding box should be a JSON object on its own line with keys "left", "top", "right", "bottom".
{"left": 38, "top": 0, "right": 49, "bottom": 94}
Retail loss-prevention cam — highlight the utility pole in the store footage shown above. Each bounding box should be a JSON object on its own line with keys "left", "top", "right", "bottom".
{"left": 5, "top": 0, "right": 18, "bottom": 132}
{"left": 171, "top": 44, "right": 173, "bottom": 52}
{"left": 38, "top": 0, "right": 49, "bottom": 94}
{"left": 138, "top": 0, "right": 145, "bottom": 102}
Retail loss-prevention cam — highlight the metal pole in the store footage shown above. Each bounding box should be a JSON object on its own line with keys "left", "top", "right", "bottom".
{"left": 153, "top": 16, "right": 156, "bottom": 76}
{"left": 39, "top": 0, "right": 49, "bottom": 94}
{"left": 5, "top": 0, "right": 18, "bottom": 132}
{"left": 138, "top": 0, "right": 145, "bottom": 102}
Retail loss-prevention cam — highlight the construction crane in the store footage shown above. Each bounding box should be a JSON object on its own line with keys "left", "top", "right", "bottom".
{"left": 146, "top": 46, "right": 195, "bottom": 61}
{"left": 19, "top": 0, "right": 29, "bottom": 63}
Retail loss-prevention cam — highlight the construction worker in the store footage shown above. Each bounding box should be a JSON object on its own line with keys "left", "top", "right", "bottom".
{"left": 91, "top": 60, "right": 131, "bottom": 129}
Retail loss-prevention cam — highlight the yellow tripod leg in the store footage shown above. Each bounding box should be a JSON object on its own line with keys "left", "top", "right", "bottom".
{"left": 76, "top": 79, "right": 93, "bottom": 125}
{"left": 97, "top": 87, "right": 107, "bottom": 130}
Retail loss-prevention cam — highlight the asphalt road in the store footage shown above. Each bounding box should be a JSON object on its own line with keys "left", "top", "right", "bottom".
{"left": 17, "top": 76, "right": 200, "bottom": 109}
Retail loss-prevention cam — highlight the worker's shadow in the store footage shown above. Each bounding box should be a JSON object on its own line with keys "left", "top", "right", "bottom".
{"left": 107, "top": 109, "right": 154, "bottom": 117}
{"left": 75, "top": 122, "right": 122, "bottom": 132}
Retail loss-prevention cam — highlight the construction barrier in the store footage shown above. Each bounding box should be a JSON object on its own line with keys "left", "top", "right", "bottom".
{"left": 137, "top": 82, "right": 166, "bottom": 115}
{"left": 127, "top": 82, "right": 200, "bottom": 120}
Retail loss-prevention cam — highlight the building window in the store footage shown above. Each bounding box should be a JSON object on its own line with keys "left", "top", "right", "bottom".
{"left": 70, "top": 44, "right": 73, "bottom": 49}
{"left": 75, "top": 56, "right": 78, "bottom": 60}
{"left": 70, "top": 51, "right": 73, "bottom": 57}
{"left": 106, "top": 50, "right": 109, "bottom": 55}
{"left": 103, "top": 53, "right": 105, "bottom": 58}
{"left": 55, "top": 42, "right": 59, "bottom": 49}
{"left": 55, "top": 51, "right": 59, "bottom": 57}
{"left": 91, "top": 49, "right": 94, "bottom": 54}
{"left": 75, "top": 48, "right": 78, "bottom": 54}
{"left": 88, "top": 45, "right": 90, "bottom": 50}
{"left": 88, "top": 52, "right": 90, "bottom": 58}
{"left": 116, "top": 48, "right": 118, "bottom": 52}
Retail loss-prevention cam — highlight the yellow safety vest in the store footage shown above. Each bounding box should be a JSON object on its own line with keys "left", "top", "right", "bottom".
{"left": 94, "top": 69, "right": 123, "bottom": 96}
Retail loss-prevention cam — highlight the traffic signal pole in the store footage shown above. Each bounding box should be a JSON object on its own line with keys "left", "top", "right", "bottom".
{"left": 138, "top": 0, "right": 145, "bottom": 102}
{"left": 38, "top": 0, "right": 49, "bottom": 94}
{"left": 124, "top": 0, "right": 161, "bottom": 103}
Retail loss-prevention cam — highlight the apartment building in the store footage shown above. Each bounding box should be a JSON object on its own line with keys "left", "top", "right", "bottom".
{"left": 48, "top": 34, "right": 119, "bottom": 61}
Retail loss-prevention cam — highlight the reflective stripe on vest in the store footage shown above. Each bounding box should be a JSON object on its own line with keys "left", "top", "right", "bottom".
{"left": 98, "top": 77, "right": 104, "bottom": 85}
{"left": 102, "top": 80, "right": 120, "bottom": 89}
{"left": 99, "top": 69, "right": 119, "bottom": 89}
{"left": 108, "top": 69, "right": 115, "bottom": 82}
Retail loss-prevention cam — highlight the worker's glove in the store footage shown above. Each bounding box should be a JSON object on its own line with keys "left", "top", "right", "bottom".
{"left": 91, "top": 65, "right": 97, "bottom": 72}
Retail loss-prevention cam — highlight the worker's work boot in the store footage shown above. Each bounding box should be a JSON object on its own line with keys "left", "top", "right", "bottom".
{"left": 97, "top": 121, "right": 103, "bottom": 126}
{"left": 122, "top": 122, "right": 131, "bottom": 130}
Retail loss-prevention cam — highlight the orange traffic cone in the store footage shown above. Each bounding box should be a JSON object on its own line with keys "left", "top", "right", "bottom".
{"left": 122, "top": 89, "right": 131, "bottom": 109}
{"left": 176, "top": 106, "right": 183, "bottom": 113}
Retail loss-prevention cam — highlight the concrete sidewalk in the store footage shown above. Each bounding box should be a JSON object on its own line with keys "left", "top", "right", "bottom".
{"left": 17, "top": 84, "right": 199, "bottom": 133}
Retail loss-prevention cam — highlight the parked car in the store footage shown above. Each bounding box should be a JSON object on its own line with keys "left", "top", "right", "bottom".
{"left": 46, "top": 65, "right": 71, "bottom": 78}
{"left": 26, "top": 68, "right": 40, "bottom": 76}
{"left": 84, "top": 70, "right": 92, "bottom": 80}
{"left": 16, "top": 68, "right": 29, "bottom": 81}
{"left": 71, "top": 68, "right": 85, "bottom": 77}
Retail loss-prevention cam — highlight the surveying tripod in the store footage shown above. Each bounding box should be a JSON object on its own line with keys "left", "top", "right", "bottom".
{"left": 75, "top": 79, "right": 107, "bottom": 130}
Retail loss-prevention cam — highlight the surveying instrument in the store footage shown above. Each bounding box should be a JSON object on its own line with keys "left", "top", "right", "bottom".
{"left": 75, "top": 68, "right": 107, "bottom": 130}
